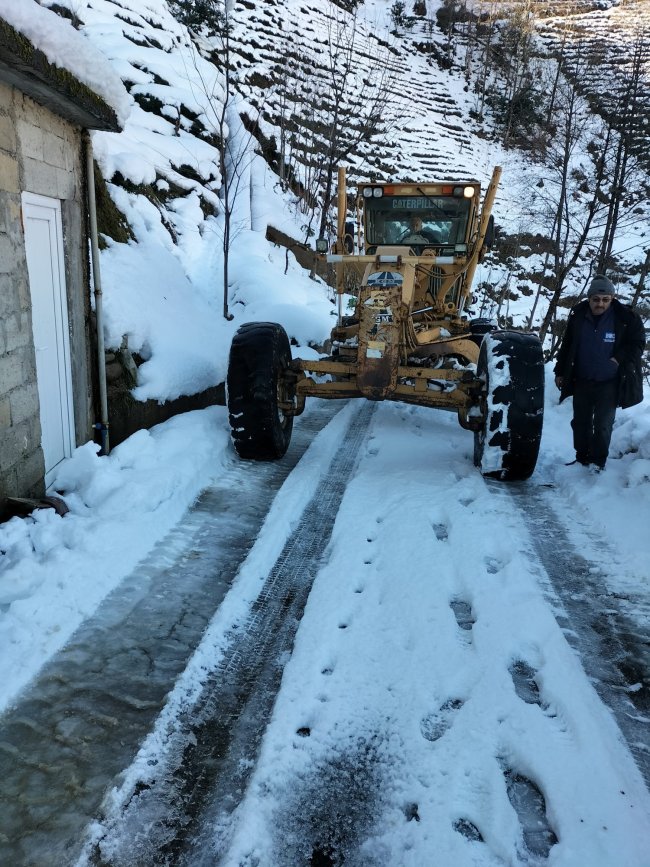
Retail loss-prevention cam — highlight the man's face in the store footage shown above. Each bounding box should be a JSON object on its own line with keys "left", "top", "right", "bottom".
{"left": 589, "top": 294, "right": 613, "bottom": 313}
{"left": 410, "top": 217, "right": 422, "bottom": 231}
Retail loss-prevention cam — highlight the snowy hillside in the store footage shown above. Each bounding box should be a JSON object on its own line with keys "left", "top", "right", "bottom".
{"left": 25, "top": 0, "right": 337, "bottom": 403}
{"left": 31, "top": 0, "right": 649, "bottom": 403}
{"left": 228, "top": 0, "right": 492, "bottom": 179}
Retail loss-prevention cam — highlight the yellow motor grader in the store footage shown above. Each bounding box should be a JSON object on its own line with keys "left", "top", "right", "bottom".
{"left": 227, "top": 167, "right": 544, "bottom": 481}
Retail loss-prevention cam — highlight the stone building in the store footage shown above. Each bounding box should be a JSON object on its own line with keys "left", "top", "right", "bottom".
{"left": 0, "top": 17, "right": 120, "bottom": 498}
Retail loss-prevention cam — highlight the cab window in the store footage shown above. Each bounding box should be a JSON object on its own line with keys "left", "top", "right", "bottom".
{"left": 365, "top": 195, "right": 471, "bottom": 248}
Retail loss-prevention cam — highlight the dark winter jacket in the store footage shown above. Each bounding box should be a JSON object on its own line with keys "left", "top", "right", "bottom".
{"left": 574, "top": 304, "right": 618, "bottom": 382}
{"left": 554, "top": 298, "right": 645, "bottom": 408}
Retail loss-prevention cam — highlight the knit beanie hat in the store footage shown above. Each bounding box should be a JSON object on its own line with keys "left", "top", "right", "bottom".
{"left": 588, "top": 274, "right": 615, "bottom": 297}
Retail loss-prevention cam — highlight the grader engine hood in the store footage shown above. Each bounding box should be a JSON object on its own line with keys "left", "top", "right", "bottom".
{"left": 357, "top": 265, "right": 414, "bottom": 399}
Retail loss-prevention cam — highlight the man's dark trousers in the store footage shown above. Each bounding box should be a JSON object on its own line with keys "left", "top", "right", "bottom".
{"left": 571, "top": 378, "right": 618, "bottom": 467}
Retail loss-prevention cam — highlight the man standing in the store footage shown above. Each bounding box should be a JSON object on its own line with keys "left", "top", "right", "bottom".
{"left": 554, "top": 273, "right": 645, "bottom": 471}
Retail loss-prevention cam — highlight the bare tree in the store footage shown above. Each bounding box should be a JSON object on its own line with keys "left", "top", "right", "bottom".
{"left": 472, "top": 1, "right": 499, "bottom": 120}
{"left": 173, "top": 0, "right": 260, "bottom": 319}
{"left": 521, "top": 62, "right": 612, "bottom": 347}
{"left": 631, "top": 249, "right": 650, "bottom": 309}
{"left": 595, "top": 35, "right": 650, "bottom": 272}
{"left": 264, "top": 3, "right": 397, "bottom": 249}
{"left": 314, "top": 4, "right": 396, "bottom": 242}
{"left": 270, "top": 58, "right": 324, "bottom": 237}
{"left": 436, "top": 0, "right": 471, "bottom": 60}
{"left": 211, "top": 7, "right": 252, "bottom": 320}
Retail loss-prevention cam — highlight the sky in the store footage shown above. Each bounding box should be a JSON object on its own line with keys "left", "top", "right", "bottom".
{"left": 1, "top": 0, "right": 649, "bottom": 864}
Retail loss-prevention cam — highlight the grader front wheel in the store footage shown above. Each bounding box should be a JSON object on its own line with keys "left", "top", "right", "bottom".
{"left": 474, "top": 331, "right": 544, "bottom": 481}
{"left": 226, "top": 322, "right": 294, "bottom": 460}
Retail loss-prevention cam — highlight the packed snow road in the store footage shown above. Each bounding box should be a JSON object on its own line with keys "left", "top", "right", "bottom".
{"left": 0, "top": 401, "right": 343, "bottom": 866}
{"left": 2, "top": 400, "right": 649, "bottom": 867}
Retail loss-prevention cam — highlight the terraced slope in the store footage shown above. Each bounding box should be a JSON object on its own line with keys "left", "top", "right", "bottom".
{"left": 47, "top": 0, "right": 648, "bottom": 254}
{"left": 228, "top": 0, "right": 489, "bottom": 187}
{"left": 227, "top": 0, "right": 648, "bottom": 195}
{"left": 536, "top": 0, "right": 650, "bottom": 97}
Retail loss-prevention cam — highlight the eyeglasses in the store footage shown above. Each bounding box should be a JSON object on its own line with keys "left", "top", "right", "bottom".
{"left": 589, "top": 295, "right": 612, "bottom": 305}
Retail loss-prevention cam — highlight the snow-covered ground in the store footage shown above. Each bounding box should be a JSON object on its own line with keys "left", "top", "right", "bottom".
{"left": 2, "top": 371, "right": 650, "bottom": 865}
{"left": 215, "top": 392, "right": 650, "bottom": 867}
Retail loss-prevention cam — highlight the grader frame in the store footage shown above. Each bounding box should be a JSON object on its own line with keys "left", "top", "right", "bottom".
{"left": 226, "top": 165, "right": 545, "bottom": 481}
{"left": 288, "top": 166, "right": 502, "bottom": 431}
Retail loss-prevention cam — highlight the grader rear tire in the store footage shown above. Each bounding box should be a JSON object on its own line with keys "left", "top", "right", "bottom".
{"left": 473, "top": 331, "right": 544, "bottom": 481}
{"left": 226, "top": 322, "right": 294, "bottom": 460}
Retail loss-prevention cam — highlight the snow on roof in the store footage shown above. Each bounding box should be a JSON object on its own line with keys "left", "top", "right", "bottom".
{"left": 0, "top": 0, "right": 131, "bottom": 126}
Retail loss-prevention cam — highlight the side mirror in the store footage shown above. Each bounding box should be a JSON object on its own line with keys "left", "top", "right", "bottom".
{"left": 478, "top": 214, "right": 495, "bottom": 262}
{"left": 344, "top": 221, "right": 355, "bottom": 253}
{"left": 315, "top": 238, "right": 328, "bottom": 254}
{"left": 484, "top": 214, "right": 495, "bottom": 249}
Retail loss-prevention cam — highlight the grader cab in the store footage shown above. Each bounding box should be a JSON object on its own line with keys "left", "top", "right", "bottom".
{"left": 227, "top": 167, "right": 544, "bottom": 481}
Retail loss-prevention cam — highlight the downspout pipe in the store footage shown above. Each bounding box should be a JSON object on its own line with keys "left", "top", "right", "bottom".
{"left": 336, "top": 165, "right": 347, "bottom": 326}
{"left": 83, "top": 131, "right": 110, "bottom": 455}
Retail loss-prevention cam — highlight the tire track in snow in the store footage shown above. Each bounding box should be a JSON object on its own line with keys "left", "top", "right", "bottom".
{"left": 508, "top": 482, "right": 650, "bottom": 789}
{"left": 0, "top": 400, "right": 343, "bottom": 867}
{"left": 83, "top": 402, "right": 376, "bottom": 867}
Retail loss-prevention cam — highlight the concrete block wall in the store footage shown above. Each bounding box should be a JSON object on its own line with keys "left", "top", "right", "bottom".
{"left": 0, "top": 81, "right": 93, "bottom": 499}
{"left": 0, "top": 82, "right": 44, "bottom": 497}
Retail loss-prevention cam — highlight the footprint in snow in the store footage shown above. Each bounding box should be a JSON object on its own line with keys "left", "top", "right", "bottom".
{"left": 485, "top": 556, "right": 503, "bottom": 575}
{"left": 420, "top": 697, "right": 464, "bottom": 742}
{"left": 403, "top": 802, "right": 420, "bottom": 822}
{"left": 503, "top": 768, "right": 558, "bottom": 860}
{"left": 432, "top": 522, "right": 448, "bottom": 541}
{"left": 366, "top": 437, "right": 380, "bottom": 457}
{"left": 453, "top": 817, "right": 483, "bottom": 842}
{"left": 450, "top": 598, "right": 475, "bottom": 633}
{"left": 509, "top": 660, "right": 547, "bottom": 709}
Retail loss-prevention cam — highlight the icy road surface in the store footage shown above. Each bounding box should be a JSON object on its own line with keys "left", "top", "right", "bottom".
{"left": 82, "top": 401, "right": 648, "bottom": 867}
{"left": 0, "top": 402, "right": 343, "bottom": 865}
{"left": 2, "top": 400, "right": 649, "bottom": 867}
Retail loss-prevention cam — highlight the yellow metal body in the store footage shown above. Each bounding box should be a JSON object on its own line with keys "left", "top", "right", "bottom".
{"left": 287, "top": 167, "right": 502, "bottom": 426}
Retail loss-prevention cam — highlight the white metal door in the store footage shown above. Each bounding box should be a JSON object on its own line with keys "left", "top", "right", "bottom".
{"left": 22, "top": 193, "right": 75, "bottom": 486}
